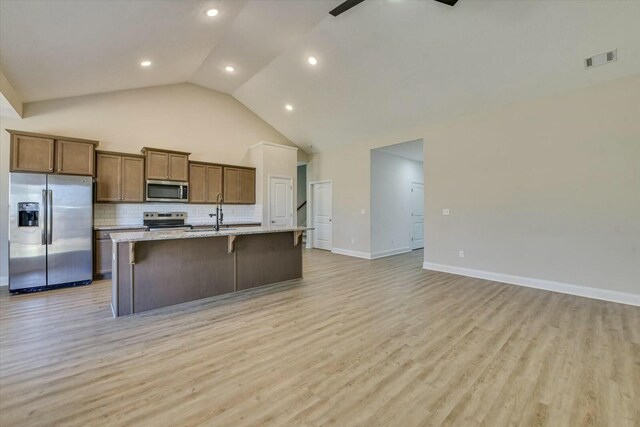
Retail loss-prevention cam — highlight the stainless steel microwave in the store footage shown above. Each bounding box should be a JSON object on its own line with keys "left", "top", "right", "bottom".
{"left": 146, "top": 180, "right": 189, "bottom": 203}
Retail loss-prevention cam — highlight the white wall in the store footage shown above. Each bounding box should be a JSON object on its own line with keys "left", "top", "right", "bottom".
{"left": 307, "top": 142, "right": 371, "bottom": 254}
{"left": 370, "top": 150, "right": 423, "bottom": 258}
{"left": 308, "top": 74, "right": 640, "bottom": 300}
{"left": 0, "top": 83, "right": 301, "bottom": 285}
{"left": 250, "top": 143, "right": 298, "bottom": 226}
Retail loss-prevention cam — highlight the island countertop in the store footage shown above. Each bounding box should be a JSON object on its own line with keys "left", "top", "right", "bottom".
{"left": 110, "top": 225, "right": 312, "bottom": 243}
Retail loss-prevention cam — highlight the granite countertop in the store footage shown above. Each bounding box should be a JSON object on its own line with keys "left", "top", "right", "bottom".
{"left": 94, "top": 221, "right": 262, "bottom": 230}
{"left": 110, "top": 226, "right": 312, "bottom": 243}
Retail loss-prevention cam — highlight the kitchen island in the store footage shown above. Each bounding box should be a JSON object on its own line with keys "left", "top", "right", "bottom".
{"left": 109, "top": 226, "right": 311, "bottom": 317}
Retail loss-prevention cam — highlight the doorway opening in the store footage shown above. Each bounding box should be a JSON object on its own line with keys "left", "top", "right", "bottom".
{"left": 370, "top": 139, "right": 424, "bottom": 259}
{"left": 297, "top": 164, "right": 307, "bottom": 227}
{"left": 309, "top": 180, "right": 332, "bottom": 251}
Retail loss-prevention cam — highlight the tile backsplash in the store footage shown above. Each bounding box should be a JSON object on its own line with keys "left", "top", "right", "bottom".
{"left": 94, "top": 203, "right": 262, "bottom": 227}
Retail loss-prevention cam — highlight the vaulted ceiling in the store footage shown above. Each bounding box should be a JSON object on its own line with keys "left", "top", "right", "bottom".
{"left": 2, "top": 0, "right": 639, "bottom": 153}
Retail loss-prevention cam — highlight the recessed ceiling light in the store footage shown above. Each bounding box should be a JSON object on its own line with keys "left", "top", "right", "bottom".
{"left": 140, "top": 60, "right": 152, "bottom": 67}
{"left": 308, "top": 56, "right": 318, "bottom": 66}
{"left": 225, "top": 66, "right": 235, "bottom": 72}
{"left": 206, "top": 9, "right": 219, "bottom": 17}
{"left": 285, "top": 104, "right": 294, "bottom": 111}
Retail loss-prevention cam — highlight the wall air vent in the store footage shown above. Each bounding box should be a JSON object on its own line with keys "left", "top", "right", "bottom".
{"left": 584, "top": 49, "right": 617, "bottom": 69}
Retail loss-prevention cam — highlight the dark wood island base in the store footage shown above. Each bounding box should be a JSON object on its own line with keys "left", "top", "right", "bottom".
{"left": 111, "top": 230, "right": 305, "bottom": 317}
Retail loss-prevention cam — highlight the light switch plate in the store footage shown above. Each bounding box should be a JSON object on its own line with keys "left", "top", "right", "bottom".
{"left": 443, "top": 208, "right": 450, "bottom": 216}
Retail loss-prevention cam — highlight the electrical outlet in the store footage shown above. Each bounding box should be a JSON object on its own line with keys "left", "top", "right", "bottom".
{"left": 360, "top": 209, "right": 366, "bottom": 215}
{"left": 459, "top": 250, "right": 465, "bottom": 258}
{"left": 351, "top": 238, "right": 355, "bottom": 244}
{"left": 443, "top": 208, "right": 450, "bottom": 216}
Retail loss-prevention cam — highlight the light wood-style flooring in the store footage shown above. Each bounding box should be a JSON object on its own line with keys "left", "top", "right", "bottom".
{"left": 1, "top": 249, "right": 639, "bottom": 426}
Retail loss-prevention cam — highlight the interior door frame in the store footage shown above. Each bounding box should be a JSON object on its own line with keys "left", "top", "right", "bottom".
{"left": 267, "top": 175, "right": 294, "bottom": 227}
{"left": 410, "top": 181, "right": 425, "bottom": 250}
{"left": 308, "top": 179, "right": 332, "bottom": 250}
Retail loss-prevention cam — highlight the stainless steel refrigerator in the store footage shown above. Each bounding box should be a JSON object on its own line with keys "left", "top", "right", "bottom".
{"left": 9, "top": 173, "right": 93, "bottom": 292}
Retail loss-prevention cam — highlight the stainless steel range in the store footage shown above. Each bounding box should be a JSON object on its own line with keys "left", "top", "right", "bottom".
{"left": 143, "top": 212, "right": 192, "bottom": 231}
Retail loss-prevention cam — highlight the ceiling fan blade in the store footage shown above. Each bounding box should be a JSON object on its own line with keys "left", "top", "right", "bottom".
{"left": 330, "top": 0, "right": 366, "bottom": 17}
{"left": 434, "top": 0, "right": 459, "bottom": 5}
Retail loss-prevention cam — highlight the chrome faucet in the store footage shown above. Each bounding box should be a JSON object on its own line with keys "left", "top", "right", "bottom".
{"left": 213, "top": 192, "right": 223, "bottom": 231}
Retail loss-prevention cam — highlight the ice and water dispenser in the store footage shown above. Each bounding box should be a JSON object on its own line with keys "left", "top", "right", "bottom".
{"left": 18, "top": 202, "right": 39, "bottom": 227}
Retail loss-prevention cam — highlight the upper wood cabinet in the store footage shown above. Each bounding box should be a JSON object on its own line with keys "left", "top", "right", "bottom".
{"left": 10, "top": 134, "right": 55, "bottom": 173}
{"left": 189, "top": 162, "right": 223, "bottom": 204}
{"left": 8, "top": 130, "right": 98, "bottom": 175}
{"left": 95, "top": 151, "right": 145, "bottom": 203}
{"left": 223, "top": 166, "right": 255, "bottom": 204}
{"left": 121, "top": 156, "right": 145, "bottom": 202}
{"left": 56, "top": 139, "right": 95, "bottom": 175}
{"left": 142, "top": 147, "right": 190, "bottom": 181}
{"left": 169, "top": 153, "right": 189, "bottom": 181}
{"left": 96, "top": 153, "right": 121, "bottom": 202}
{"left": 239, "top": 169, "right": 256, "bottom": 204}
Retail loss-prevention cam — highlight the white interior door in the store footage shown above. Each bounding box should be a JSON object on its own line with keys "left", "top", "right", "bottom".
{"left": 411, "top": 182, "right": 424, "bottom": 249}
{"left": 312, "top": 182, "right": 332, "bottom": 250}
{"left": 269, "top": 177, "right": 293, "bottom": 226}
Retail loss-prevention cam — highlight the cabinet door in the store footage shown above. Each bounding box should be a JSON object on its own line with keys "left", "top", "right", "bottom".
{"left": 146, "top": 151, "right": 169, "bottom": 180}
{"left": 189, "top": 163, "right": 206, "bottom": 203}
{"left": 121, "top": 156, "right": 145, "bottom": 202}
{"left": 239, "top": 169, "right": 256, "bottom": 204}
{"left": 223, "top": 167, "right": 240, "bottom": 203}
{"left": 95, "top": 238, "right": 113, "bottom": 276}
{"left": 11, "top": 135, "right": 55, "bottom": 173}
{"left": 56, "top": 140, "right": 95, "bottom": 176}
{"left": 95, "top": 153, "right": 122, "bottom": 202}
{"left": 205, "top": 165, "right": 223, "bottom": 203}
{"left": 169, "top": 154, "right": 189, "bottom": 181}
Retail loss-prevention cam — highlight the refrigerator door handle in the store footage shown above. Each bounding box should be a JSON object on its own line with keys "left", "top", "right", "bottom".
{"left": 41, "top": 189, "right": 47, "bottom": 245}
{"left": 47, "top": 189, "right": 53, "bottom": 245}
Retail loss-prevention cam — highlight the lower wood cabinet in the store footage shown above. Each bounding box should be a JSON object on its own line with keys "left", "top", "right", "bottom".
{"left": 94, "top": 228, "right": 146, "bottom": 279}
{"left": 189, "top": 162, "right": 222, "bottom": 203}
{"left": 95, "top": 151, "right": 145, "bottom": 202}
{"left": 223, "top": 166, "right": 255, "bottom": 204}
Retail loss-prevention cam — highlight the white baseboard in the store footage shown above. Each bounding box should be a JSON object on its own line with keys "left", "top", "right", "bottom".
{"left": 331, "top": 248, "right": 372, "bottom": 260}
{"left": 370, "top": 247, "right": 412, "bottom": 259}
{"left": 0, "top": 275, "right": 7, "bottom": 287}
{"left": 423, "top": 262, "right": 640, "bottom": 307}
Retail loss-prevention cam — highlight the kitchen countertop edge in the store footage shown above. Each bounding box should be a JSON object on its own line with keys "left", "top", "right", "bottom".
{"left": 95, "top": 222, "right": 262, "bottom": 230}
{"left": 110, "top": 226, "right": 313, "bottom": 243}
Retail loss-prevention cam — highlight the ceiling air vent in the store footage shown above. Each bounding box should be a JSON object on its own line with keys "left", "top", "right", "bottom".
{"left": 584, "top": 49, "right": 617, "bottom": 69}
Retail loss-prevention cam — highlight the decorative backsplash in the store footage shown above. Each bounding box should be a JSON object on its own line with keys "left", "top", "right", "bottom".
{"left": 94, "top": 203, "right": 262, "bottom": 227}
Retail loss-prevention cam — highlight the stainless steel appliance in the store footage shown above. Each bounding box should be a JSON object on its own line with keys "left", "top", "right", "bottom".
{"left": 146, "top": 180, "right": 188, "bottom": 203}
{"left": 9, "top": 173, "right": 93, "bottom": 292}
{"left": 143, "top": 212, "right": 192, "bottom": 231}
